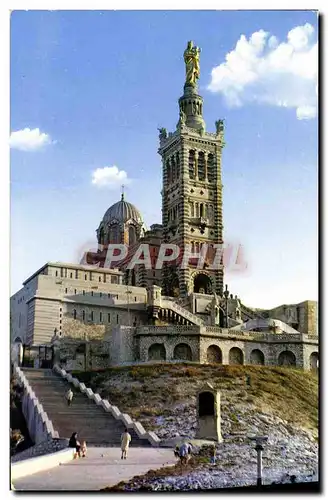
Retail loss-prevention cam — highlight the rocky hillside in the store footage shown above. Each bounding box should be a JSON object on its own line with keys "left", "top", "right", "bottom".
{"left": 73, "top": 363, "right": 318, "bottom": 438}
{"left": 73, "top": 363, "right": 318, "bottom": 491}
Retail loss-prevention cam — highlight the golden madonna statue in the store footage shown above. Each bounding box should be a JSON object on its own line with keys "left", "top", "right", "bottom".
{"left": 184, "top": 41, "right": 201, "bottom": 85}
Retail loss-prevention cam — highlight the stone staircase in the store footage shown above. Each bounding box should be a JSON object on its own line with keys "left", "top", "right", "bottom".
{"left": 161, "top": 298, "right": 205, "bottom": 326}
{"left": 240, "top": 303, "right": 268, "bottom": 322}
{"left": 21, "top": 368, "right": 151, "bottom": 447}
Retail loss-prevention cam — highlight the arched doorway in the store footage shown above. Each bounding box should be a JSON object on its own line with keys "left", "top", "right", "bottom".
{"left": 198, "top": 391, "right": 215, "bottom": 417}
{"left": 250, "top": 349, "right": 265, "bottom": 365}
{"left": 278, "top": 350, "right": 296, "bottom": 367}
{"left": 309, "top": 352, "right": 318, "bottom": 373}
{"left": 229, "top": 347, "right": 244, "bottom": 365}
{"left": 207, "top": 345, "right": 222, "bottom": 364}
{"left": 148, "top": 343, "right": 166, "bottom": 361}
{"left": 173, "top": 343, "right": 193, "bottom": 361}
{"left": 193, "top": 273, "right": 212, "bottom": 294}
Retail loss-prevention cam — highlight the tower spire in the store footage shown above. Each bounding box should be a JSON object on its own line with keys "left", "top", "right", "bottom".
{"left": 121, "top": 184, "right": 125, "bottom": 201}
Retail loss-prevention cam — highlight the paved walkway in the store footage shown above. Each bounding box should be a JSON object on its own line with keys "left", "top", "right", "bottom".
{"left": 13, "top": 447, "right": 175, "bottom": 491}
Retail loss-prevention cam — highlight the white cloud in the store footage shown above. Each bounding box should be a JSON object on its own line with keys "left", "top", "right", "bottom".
{"left": 91, "top": 165, "right": 131, "bottom": 188}
{"left": 208, "top": 23, "right": 318, "bottom": 120}
{"left": 10, "top": 128, "right": 53, "bottom": 151}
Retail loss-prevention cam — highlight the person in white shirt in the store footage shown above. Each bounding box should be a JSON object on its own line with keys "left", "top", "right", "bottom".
{"left": 66, "top": 388, "right": 73, "bottom": 406}
{"left": 120, "top": 428, "right": 131, "bottom": 460}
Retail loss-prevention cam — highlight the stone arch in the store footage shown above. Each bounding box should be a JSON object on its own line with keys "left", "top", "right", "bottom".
{"left": 229, "top": 347, "right": 244, "bottom": 365}
{"left": 148, "top": 343, "right": 166, "bottom": 361}
{"left": 250, "top": 349, "right": 265, "bottom": 365}
{"left": 193, "top": 272, "right": 213, "bottom": 295}
{"left": 278, "top": 350, "right": 296, "bottom": 367}
{"left": 309, "top": 352, "right": 318, "bottom": 372}
{"left": 207, "top": 345, "right": 222, "bottom": 364}
{"left": 173, "top": 343, "right": 193, "bottom": 361}
{"left": 14, "top": 336, "right": 23, "bottom": 343}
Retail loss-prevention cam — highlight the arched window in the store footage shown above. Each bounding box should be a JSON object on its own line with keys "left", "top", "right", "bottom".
{"left": 148, "top": 343, "right": 166, "bottom": 361}
{"left": 250, "top": 349, "right": 265, "bottom": 365}
{"left": 173, "top": 343, "right": 193, "bottom": 361}
{"left": 189, "top": 150, "right": 195, "bottom": 179}
{"left": 82, "top": 310, "right": 85, "bottom": 321}
{"left": 129, "top": 226, "right": 136, "bottom": 245}
{"left": 207, "top": 153, "right": 215, "bottom": 183}
{"left": 278, "top": 350, "right": 296, "bottom": 367}
{"left": 229, "top": 347, "right": 244, "bottom": 365}
{"left": 176, "top": 153, "right": 180, "bottom": 179}
{"left": 73, "top": 309, "right": 77, "bottom": 320}
{"left": 198, "top": 152, "right": 205, "bottom": 181}
{"left": 207, "top": 345, "right": 222, "bottom": 364}
{"left": 310, "top": 352, "right": 318, "bottom": 372}
{"left": 166, "top": 159, "right": 171, "bottom": 184}
{"left": 99, "top": 227, "right": 105, "bottom": 245}
{"left": 109, "top": 224, "right": 120, "bottom": 244}
{"left": 171, "top": 156, "right": 176, "bottom": 183}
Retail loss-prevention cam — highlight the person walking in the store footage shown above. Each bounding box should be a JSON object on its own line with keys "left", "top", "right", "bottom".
{"left": 120, "top": 428, "right": 131, "bottom": 460}
{"left": 66, "top": 388, "right": 73, "bottom": 406}
{"left": 178, "top": 442, "right": 192, "bottom": 466}
{"left": 209, "top": 445, "right": 217, "bottom": 464}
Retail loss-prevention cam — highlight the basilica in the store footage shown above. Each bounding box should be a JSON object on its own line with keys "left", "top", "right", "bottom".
{"left": 10, "top": 42, "right": 318, "bottom": 372}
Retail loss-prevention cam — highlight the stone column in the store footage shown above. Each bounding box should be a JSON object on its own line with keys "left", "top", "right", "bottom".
{"left": 204, "top": 153, "right": 208, "bottom": 181}
{"left": 194, "top": 153, "right": 198, "bottom": 180}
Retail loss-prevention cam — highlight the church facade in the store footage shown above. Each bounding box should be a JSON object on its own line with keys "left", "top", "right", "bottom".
{"left": 10, "top": 42, "right": 318, "bottom": 371}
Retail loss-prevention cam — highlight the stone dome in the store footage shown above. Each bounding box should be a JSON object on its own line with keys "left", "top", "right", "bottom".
{"left": 97, "top": 193, "right": 146, "bottom": 246}
{"left": 102, "top": 194, "right": 143, "bottom": 225}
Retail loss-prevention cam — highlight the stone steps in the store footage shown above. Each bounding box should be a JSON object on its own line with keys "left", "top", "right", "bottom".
{"left": 21, "top": 368, "right": 151, "bottom": 447}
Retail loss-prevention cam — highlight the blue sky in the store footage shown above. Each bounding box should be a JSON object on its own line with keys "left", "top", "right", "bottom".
{"left": 10, "top": 10, "right": 318, "bottom": 308}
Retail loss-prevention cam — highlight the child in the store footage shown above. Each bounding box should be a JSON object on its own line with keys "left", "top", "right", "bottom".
{"left": 209, "top": 445, "right": 217, "bottom": 464}
{"left": 81, "top": 441, "right": 87, "bottom": 458}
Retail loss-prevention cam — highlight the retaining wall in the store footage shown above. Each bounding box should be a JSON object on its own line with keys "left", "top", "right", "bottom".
{"left": 11, "top": 448, "right": 74, "bottom": 481}
{"left": 13, "top": 364, "right": 59, "bottom": 444}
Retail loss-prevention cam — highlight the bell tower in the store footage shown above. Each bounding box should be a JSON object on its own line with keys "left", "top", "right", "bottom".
{"left": 158, "top": 41, "right": 225, "bottom": 297}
